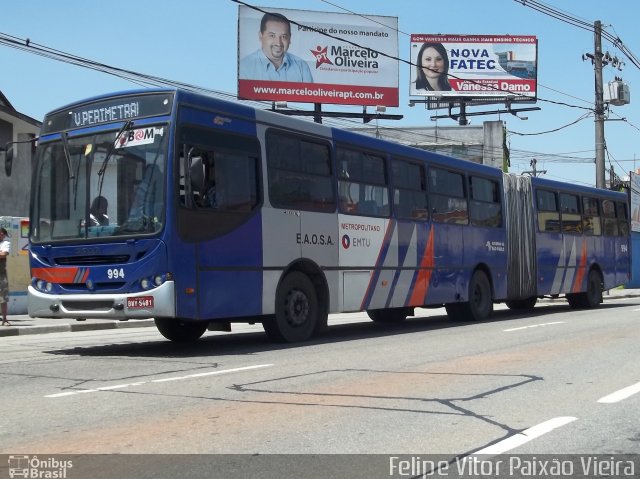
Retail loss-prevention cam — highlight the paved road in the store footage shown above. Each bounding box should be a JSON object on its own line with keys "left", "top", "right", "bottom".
{"left": 2, "top": 295, "right": 639, "bottom": 478}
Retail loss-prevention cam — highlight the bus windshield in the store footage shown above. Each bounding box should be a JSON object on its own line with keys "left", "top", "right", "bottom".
{"left": 31, "top": 123, "right": 168, "bottom": 242}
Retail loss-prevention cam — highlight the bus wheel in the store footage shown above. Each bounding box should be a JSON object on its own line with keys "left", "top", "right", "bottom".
{"left": 367, "top": 307, "right": 412, "bottom": 323}
{"left": 568, "top": 270, "right": 603, "bottom": 309}
{"left": 155, "top": 318, "right": 208, "bottom": 342}
{"left": 584, "top": 270, "right": 603, "bottom": 307}
{"left": 505, "top": 297, "right": 537, "bottom": 310}
{"left": 264, "top": 272, "right": 319, "bottom": 343}
{"left": 451, "top": 270, "right": 492, "bottom": 321}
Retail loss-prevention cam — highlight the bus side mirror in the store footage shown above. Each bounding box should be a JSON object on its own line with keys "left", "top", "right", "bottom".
{"left": 187, "top": 150, "right": 205, "bottom": 196}
{"left": 4, "top": 144, "right": 13, "bottom": 177}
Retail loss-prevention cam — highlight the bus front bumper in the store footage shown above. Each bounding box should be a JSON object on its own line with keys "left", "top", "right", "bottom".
{"left": 28, "top": 281, "right": 176, "bottom": 320}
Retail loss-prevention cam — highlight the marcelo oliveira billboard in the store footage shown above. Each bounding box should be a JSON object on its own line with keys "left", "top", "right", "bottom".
{"left": 238, "top": 5, "right": 399, "bottom": 106}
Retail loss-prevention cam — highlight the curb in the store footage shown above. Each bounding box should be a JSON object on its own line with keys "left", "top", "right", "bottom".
{"left": 0, "top": 319, "right": 156, "bottom": 337}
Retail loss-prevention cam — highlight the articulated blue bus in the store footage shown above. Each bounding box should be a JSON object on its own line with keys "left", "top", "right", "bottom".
{"left": 20, "top": 88, "right": 629, "bottom": 342}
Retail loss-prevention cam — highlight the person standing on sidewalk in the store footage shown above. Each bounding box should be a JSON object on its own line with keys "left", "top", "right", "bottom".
{"left": 0, "top": 227, "right": 11, "bottom": 326}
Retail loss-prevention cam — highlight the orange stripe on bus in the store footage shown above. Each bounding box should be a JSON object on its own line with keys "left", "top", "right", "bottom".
{"left": 32, "top": 267, "right": 83, "bottom": 284}
{"left": 572, "top": 241, "right": 588, "bottom": 293}
{"left": 409, "top": 225, "right": 435, "bottom": 306}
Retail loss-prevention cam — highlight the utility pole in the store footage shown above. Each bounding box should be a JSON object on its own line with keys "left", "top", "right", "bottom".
{"left": 523, "top": 158, "right": 546, "bottom": 177}
{"left": 594, "top": 20, "right": 606, "bottom": 188}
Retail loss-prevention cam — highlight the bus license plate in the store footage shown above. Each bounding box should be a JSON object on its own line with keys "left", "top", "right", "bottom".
{"left": 127, "top": 296, "right": 154, "bottom": 309}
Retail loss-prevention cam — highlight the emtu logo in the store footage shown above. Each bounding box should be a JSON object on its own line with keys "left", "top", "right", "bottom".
{"left": 310, "top": 46, "right": 333, "bottom": 68}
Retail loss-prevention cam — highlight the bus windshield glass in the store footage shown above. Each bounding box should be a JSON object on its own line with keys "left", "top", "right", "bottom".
{"left": 31, "top": 124, "right": 168, "bottom": 242}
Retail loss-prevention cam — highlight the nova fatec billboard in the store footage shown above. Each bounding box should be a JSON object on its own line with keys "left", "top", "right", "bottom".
{"left": 410, "top": 34, "right": 538, "bottom": 101}
{"left": 238, "top": 5, "right": 399, "bottom": 106}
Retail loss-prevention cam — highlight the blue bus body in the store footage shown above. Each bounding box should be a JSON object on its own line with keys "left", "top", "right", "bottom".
{"left": 26, "top": 88, "right": 629, "bottom": 342}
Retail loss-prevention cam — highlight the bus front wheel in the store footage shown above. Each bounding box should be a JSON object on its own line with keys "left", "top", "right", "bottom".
{"left": 155, "top": 318, "right": 208, "bottom": 342}
{"left": 264, "top": 272, "right": 320, "bottom": 343}
{"left": 567, "top": 269, "right": 603, "bottom": 309}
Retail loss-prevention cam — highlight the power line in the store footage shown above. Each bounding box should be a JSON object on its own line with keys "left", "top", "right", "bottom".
{"left": 508, "top": 112, "right": 592, "bottom": 136}
{"left": 514, "top": 0, "right": 640, "bottom": 69}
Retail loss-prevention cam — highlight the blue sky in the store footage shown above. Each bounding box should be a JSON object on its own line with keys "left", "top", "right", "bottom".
{"left": 2, "top": 0, "right": 640, "bottom": 187}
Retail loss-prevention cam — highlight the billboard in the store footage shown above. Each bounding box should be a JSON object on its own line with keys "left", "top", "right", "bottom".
{"left": 238, "top": 6, "right": 399, "bottom": 106}
{"left": 409, "top": 34, "right": 538, "bottom": 100}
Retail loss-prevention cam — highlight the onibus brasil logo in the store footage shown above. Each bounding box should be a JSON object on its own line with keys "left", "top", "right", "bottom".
{"left": 8, "top": 455, "right": 73, "bottom": 478}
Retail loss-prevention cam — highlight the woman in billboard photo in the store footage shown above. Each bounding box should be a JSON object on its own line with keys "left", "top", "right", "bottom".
{"left": 415, "top": 42, "right": 452, "bottom": 92}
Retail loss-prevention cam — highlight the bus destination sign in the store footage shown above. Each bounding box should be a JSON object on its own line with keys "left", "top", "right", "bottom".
{"left": 41, "top": 92, "right": 174, "bottom": 134}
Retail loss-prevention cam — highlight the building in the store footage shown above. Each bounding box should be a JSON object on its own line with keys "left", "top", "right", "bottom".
{"left": 0, "top": 90, "right": 41, "bottom": 217}
{"left": 0, "top": 91, "right": 40, "bottom": 313}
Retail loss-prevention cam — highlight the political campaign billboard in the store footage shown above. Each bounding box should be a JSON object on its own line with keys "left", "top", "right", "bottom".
{"left": 410, "top": 34, "right": 537, "bottom": 101}
{"left": 238, "top": 5, "right": 399, "bottom": 106}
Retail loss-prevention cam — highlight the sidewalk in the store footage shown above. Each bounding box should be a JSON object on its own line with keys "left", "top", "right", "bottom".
{"left": 1, "top": 288, "right": 639, "bottom": 338}
{"left": 0, "top": 315, "right": 156, "bottom": 337}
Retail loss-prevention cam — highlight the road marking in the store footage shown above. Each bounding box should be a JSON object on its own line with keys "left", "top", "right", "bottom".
{"left": 503, "top": 321, "right": 565, "bottom": 332}
{"left": 45, "top": 364, "right": 273, "bottom": 398}
{"left": 598, "top": 381, "right": 640, "bottom": 404}
{"left": 473, "top": 417, "right": 578, "bottom": 455}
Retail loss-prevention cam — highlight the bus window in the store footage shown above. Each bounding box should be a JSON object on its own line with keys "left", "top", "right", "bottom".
{"left": 391, "top": 158, "right": 428, "bottom": 220}
{"left": 536, "top": 189, "right": 559, "bottom": 232}
{"left": 182, "top": 146, "right": 258, "bottom": 213}
{"left": 469, "top": 176, "right": 502, "bottom": 227}
{"left": 267, "top": 131, "right": 335, "bottom": 212}
{"left": 617, "top": 201, "right": 629, "bottom": 236}
{"left": 602, "top": 199, "right": 618, "bottom": 236}
{"left": 582, "top": 196, "right": 601, "bottom": 236}
{"left": 429, "top": 168, "right": 468, "bottom": 224}
{"left": 177, "top": 126, "right": 260, "bottom": 241}
{"left": 560, "top": 192, "right": 581, "bottom": 234}
{"left": 337, "top": 147, "right": 389, "bottom": 217}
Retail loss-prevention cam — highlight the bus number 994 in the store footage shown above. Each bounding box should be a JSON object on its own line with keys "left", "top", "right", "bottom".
{"left": 107, "top": 268, "right": 125, "bottom": 279}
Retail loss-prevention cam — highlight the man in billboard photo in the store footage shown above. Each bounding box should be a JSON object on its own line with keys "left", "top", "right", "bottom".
{"left": 414, "top": 42, "right": 452, "bottom": 92}
{"left": 240, "top": 12, "right": 314, "bottom": 83}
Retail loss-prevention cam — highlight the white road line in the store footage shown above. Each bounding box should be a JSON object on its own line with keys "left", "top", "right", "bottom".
{"left": 598, "top": 381, "right": 640, "bottom": 404}
{"left": 45, "top": 364, "right": 273, "bottom": 398}
{"left": 633, "top": 308, "right": 640, "bottom": 311}
{"left": 503, "top": 321, "right": 565, "bottom": 332}
{"left": 473, "top": 417, "right": 578, "bottom": 455}
{"left": 151, "top": 364, "right": 272, "bottom": 382}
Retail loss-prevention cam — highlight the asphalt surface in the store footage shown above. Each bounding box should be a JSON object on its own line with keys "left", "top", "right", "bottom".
{"left": 1, "top": 288, "right": 638, "bottom": 337}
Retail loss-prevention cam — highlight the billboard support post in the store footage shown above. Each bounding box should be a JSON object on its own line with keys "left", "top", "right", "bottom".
{"left": 428, "top": 101, "right": 541, "bottom": 123}
{"left": 270, "top": 105, "right": 403, "bottom": 123}
{"left": 314, "top": 103, "right": 323, "bottom": 124}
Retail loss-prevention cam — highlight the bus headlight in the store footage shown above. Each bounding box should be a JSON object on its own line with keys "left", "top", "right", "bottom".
{"left": 140, "top": 278, "right": 152, "bottom": 290}
{"left": 33, "top": 279, "right": 54, "bottom": 293}
{"left": 153, "top": 275, "right": 164, "bottom": 287}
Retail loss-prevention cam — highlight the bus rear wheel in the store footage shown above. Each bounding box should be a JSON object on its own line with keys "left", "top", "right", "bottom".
{"left": 446, "top": 270, "right": 492, "bottom": 321}
{"left": 367, "top": 307, "right": 412, "bottom": 323}
{"left": 264, "top": 272, "right": 320, "bottom": 343}
{"left": 155, "top": 318, "right": 208, "bottom": 342}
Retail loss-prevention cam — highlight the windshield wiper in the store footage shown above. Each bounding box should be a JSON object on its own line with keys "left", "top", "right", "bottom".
{"left": 97, "top": 120, "right": 133, "bottom": 179}
{"left": 60, "top": 131, "right": 74, "bottom": 180}
{"left": 97, "top": 120, "right": 133, "bottom": 196}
